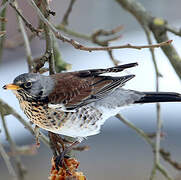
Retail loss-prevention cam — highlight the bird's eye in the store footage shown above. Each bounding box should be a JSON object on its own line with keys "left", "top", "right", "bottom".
{"left": 24, "top": 82, "right": 32, "bottom": 88}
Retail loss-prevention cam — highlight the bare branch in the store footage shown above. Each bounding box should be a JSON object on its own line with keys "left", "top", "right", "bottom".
{"left": 41, "top": 0, "right": 56, "bottom": 75}
{"left": 27, "top": 0, "right": 172, "bottom": 52}
{"left": 107, "top": 50, "right": 120, "bottom": 66}
{"left": 15, "top": 0, "right": 33, "bottom": 72}
{"left": 53, "top": 36, "right": 71, "bottom": 72}
{"left": 157, "top": 164, "right": 173, "bottom": 180}
{"left": 72, "top": 145, "right": 90, "bottom": 152}
{"left": 115, "top": 114, "right": 173, "bottom": 180}
{"left": 116, "top": 0, "right": 181, "bottom": 79}
{"left": 0, "top": 30, "right": 6, "bottom": 37}
{"left": 0, "top": 17, "right": 7, "bottom": 22}
{"left": 8, "top": 0, "right": 42, "bottom": 35}
{"left": 0, "top": 0, "right": 7, "bottom": 61}
{"left": 0, "top": 113, "right": 26, "bottom": 180}
{"left": 91, "top": 26, "right": 123, "bottom": 46}
{"left": 33, "top": 52, "right": 51, "bottom": 73}
{"left": 61, "top": 0, "right": 77, "bottom": 25}
{"left": 160, "top": 149, "right": 181, "bottom": 170}
{"left": 0, "top": 1, "right": 9, "bottom": 14}
{"left": 150, "top": 19, "right": 181, "bottom": 80}
{"left": 0, "top": 140, "right": 17, "bottom": 180}
{"left": 165, "top": 25, "right": 181, "bottom": 37}
{"left": 143, "top": 27, "right": 163, "bottom": 180}
{"left": 56, "top": 24, "right": 91, "bottom": 40}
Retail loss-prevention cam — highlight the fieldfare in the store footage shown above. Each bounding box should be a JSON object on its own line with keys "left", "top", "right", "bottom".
{"left": 3, "top": 62, "right": 181, "bottom": 139}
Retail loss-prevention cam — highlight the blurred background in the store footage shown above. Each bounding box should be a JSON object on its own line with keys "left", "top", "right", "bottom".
{"left": 0, "top": 0, "right": 181, "bottom": 179}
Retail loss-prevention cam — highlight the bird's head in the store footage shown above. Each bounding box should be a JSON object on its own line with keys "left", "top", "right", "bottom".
{"left": 3, "top": 73, "right": 55, "bottom": 101}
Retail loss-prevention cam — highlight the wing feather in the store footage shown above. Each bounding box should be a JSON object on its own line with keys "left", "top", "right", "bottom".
{"left": 48, "top": 63, "right": 137, "bottom": 110}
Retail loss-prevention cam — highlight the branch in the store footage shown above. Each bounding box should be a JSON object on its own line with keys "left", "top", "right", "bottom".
{"left": 0, "top": 0, "right": 7, "bottom": 61}
{"left": 115, "top": 114, "right": 173, "bottom": 180}
{"left": 41, "top": 0, "right": 56, "bottom": 75}
{"left": 160, "top": 149, "right": 181, "bottom": 170}
{"left": 15, "top": 0, "right": 33, "bottom": 72}
{"left": 61, "top": 0, "right": 76, "bottom": 25}
{"left": 53, "top": 36, "right": 71, "bottom": 73}
{"left": 0, "top": 113, "right": 26, "bottom": 180}
{"left": 56, "top": 24, "right": 91, "bottom": 40}
{"left": 8, "top": 0, "right": 42, "bottom": 35}
{"left": 165, "top": 25, "right": 181, "bottom": 36}
{"left": 33, "top": 52, "right": 51, "bottom": 73}
{"left": 0, "top": 30, "right": 6, "bottom": 37}
{"left": 107, "top": 50, "right": 120, "bottom": 66}
{"left": 0, "top": 1, "right": 9, "bottom": 14}
{"left": 150, "top": 19, "right": 181, "bottom": 79}
{"left": 116, "top": 0, "right": 181, "bottom": 79}
{"left": 27, "top": 0, "right": 172, "bottom": 52}
{"left": 0, "top": 140, "right": 17, "bottom": 180}
{"left": 91, "top": 26, "right": 123, "bottom": 46}
{"left": 143, "top": 27, "right": 163, "bottom": 180}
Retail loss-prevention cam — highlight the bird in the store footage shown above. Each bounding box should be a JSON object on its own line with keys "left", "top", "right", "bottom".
{"left": 3, "top": 62, "right": 181, "bottom": 140}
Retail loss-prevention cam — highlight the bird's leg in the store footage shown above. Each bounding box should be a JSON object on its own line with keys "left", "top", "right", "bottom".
{"left": 48, "top": 132, "right": 57, "bottom": 156}
{"left": 48, "top": 132, "right": 81, "bottom": 170}
{"left": 48, "top": 132, "right": 63, "bottom": 156}
{"left": 54, "top": 140, "right": 80, "bottom": 170}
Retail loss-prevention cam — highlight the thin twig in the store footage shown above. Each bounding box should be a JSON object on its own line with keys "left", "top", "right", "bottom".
{"left": 27, "top": 0, "right": 172, "bottom": 52}
{"left": 56, "top": 24, "right": 91, "bottom": 40}
{"left": 15, "top": 0, "right": 33, "bottom": 72}
{"left": 0, "top": 1, "right": 9, "bottom": 14}
{"left": 144, "top": 28, "right": 162, "bottom": 77}
{"left": 0, "top": 17, "right": 7, "bottom": 22}
{"left": 61, "top": 0, "right": 76, "bottom": 25}
{"left": 72, "top": 145, "right": 90, "bottom": 152}
{"left": 107, "top": 50, "right": 120, "bottom": 66}
{"left": 8, "top": 0, "right": 42, "bottom": 35}
{"left": 0, "top": 30, "right": 6, "bottom": 37}
{"left": 53, "top": 36, "right": 71, "bottom": 72}
{"left": 33, "top": 52, "right": 51, "bottom": 73}
{"left": 41, "top": 0, "right": 56, "bottom": 75}
{"left": 116, "top": 0, "right": 181, "bottom": 79}
{"left": 157, "top": 164, "right": 173, "bottom": 180}
{"left": 143, "top": 27, "right": 163, "bottom": 180}
{"left": 165, "top": 25, "right": 181, "bottom": 36}
{"left": 0, "top": 0, "right": 7, "bottom": 61}
{"left": 116, "top": 114, "right": 154, "bottom": 147}
{"left": 93, "top": 25, "right": 124, "bottom": 36}
{"left": 0, "top": 140, "right": 17, "bottom": 180}
{"left": 45, "top": 31, "right": 56, "bottom": 74}
{"left": 0, "top": 113, "right": 26, "bottom": 180}
{"left": 91, "top": 26, "right": 123, "bottom": 46}
{"left": 115, "top": 114, "right": 173, "bottom": 180}
{"left": 160, "top": 149, "right": 181, "bottom": 170}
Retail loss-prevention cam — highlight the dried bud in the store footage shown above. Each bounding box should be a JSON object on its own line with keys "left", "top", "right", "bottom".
{"left": 49, "top": 157, "right": 86, "bottom": 180}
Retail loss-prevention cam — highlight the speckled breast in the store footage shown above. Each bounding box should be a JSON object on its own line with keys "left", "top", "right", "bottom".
{"left": 14, "top": 91, "right": 103, "bottom": 137}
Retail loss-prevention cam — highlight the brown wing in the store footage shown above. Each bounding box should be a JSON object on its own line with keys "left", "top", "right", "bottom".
{"left": 48, "top": 63, "right": 137, "bottom": 110}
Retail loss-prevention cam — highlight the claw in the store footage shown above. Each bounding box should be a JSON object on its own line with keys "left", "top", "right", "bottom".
{"left": 54, "top": 154, "right": 70, "bottom": 170}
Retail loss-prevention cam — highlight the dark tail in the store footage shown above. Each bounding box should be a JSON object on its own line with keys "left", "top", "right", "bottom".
{"left": 134, "top": 92, "right": 181, "bottom": 103}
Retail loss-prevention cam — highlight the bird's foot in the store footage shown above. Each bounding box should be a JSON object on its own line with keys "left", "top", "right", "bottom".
{"left": 54, "top": 140, "right": 81, "bottom": 171}
{"left": 54, "top": 154, "right": 70, "bottom": 171}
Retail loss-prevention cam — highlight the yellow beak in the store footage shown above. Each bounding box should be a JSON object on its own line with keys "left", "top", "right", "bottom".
{"left": 3, "top": 84, "right": 21, "bottom": 90}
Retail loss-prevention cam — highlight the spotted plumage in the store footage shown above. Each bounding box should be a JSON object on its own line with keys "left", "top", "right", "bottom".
{"left": 3, "top": 62, "right": 181, "bottom": 138}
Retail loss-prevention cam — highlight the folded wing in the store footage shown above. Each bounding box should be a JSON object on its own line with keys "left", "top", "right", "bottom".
{"left": 48, "top": 63, "right": 137, "bottom": 110}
